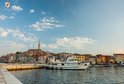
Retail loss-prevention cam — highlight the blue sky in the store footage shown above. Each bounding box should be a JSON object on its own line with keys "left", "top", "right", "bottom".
{"left": 0, "top": 0, "right": 124, "bottom": 55}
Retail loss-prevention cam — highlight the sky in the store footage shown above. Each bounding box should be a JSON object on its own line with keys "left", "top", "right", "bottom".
{"left": 0, "top": 0, "right": 124, "bottom": 56}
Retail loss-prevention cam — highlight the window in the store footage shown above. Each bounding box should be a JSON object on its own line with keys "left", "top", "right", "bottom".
{"left": 85, "top": 64, "right": 87, "bottom": 66}
{"left": 55, "top": 63, "right": 57, "bottom": 65}
{"left": 62, "top": 63, "right": 64, "bottom": 66}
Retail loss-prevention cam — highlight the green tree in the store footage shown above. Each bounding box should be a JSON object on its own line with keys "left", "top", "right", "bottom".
{"left": 15, "top": 51, "right": 21, "bottom": 63}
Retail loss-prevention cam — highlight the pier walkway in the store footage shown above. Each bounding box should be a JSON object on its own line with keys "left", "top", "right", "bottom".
{"left": 0, "top": 69, "right": 6, "bottom": 84}
{"left": 0, "top": 68, "right": 22, "bottom": 84}
{"left": 0, "top": 63, "right": 45, "bottom": 84}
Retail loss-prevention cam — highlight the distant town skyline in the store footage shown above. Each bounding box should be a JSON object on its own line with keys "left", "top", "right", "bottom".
{"left": 0, "top": 0, "right": 124, "bottom": 56}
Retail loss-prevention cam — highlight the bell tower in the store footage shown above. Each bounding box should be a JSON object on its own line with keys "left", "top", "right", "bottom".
{"left": 38, "top": 40, "right": 40, "bottom": 49}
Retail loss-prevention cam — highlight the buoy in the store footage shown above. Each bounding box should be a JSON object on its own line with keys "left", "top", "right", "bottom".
{"left": 5, "top": 2, "right": 10, "bottom": 8}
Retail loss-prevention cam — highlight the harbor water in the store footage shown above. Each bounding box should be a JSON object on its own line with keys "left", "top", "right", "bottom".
{"left": 11, "top": 67, "right": 124, "bottom": 84}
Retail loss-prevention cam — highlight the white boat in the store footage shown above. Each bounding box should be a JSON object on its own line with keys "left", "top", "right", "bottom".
{"left": 45, "top": 57, "right": 90, "bottom": 70}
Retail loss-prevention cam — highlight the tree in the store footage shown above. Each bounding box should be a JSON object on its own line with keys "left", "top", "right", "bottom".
{"left": 15, "top": 51, "right": 21, "bottom": 63}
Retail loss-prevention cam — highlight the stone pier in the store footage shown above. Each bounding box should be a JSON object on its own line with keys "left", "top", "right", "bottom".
{"left": 0, "top": 68, "right": 22, "bottom": 84}
{"left": 0, "top": 64, "right": 44, "bottom": 71}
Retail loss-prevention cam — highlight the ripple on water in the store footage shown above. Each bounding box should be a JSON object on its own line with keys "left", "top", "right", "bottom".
{"left": 10, "top": 67, "right": 124, "bottom": 84}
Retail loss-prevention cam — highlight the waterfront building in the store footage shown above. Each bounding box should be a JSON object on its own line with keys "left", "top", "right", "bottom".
{"left": 21, "top": 52, "right": 28, "bottom": 57}
{"left": 114, "top": 54, "right": 124, "bottom": 63}
{"left": 37, "top": 51, "right": 48, "bottom": 63}
{"left": 0, "top": 56, "right": 5, "bottom": 62}
{"left": 17, "top": 56, "right": 28, "bottom": 63}
{"left": 47, "top": 55, "right": 56, "bottom": 63}
{"left": 8, "top": 55, "right": 15, "bottom": 63}
{"left": 55, "top": 53, "right": 71, "bottom": 62}
{"left": 96, "top": 54, "right": 112, "bottom": 64}
{"left": 89, "top": 56, "right": 96, "bottom": 64}
{"left": 14, "top": 52, "right": 30, "bottom": 63}
{"left": 6, "top": 53, "right": 16, "bottom": 63}
{"left": 108, "top": 57, "right": 115, "bottom": 64}
{"left": 72, "top": 54, "right": 91, "bottom": 62}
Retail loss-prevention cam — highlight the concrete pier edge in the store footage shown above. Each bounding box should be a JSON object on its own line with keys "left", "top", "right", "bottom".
{"left": 1, "top": 68, "right": 22, "bottom": 84}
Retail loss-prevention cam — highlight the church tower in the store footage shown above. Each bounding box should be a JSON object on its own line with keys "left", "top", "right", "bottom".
{"left": 38, "top": 40, "right": 40, "bottom": 49}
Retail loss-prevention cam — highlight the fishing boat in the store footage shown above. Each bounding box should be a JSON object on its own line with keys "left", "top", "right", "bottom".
{"left": 45, "top": 57, "right": 90, "bottom": 70}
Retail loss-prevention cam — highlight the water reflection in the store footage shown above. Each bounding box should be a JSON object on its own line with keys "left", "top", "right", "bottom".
{"left": 11, "top": 67, "right": 124, "bottom": 84}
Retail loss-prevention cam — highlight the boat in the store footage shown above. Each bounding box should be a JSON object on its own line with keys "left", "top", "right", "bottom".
{"left": 116, "top": 62, "right": 124, "bottom": 66}
{"left": 45, "top": 57, "right": 90, "bottom": 70}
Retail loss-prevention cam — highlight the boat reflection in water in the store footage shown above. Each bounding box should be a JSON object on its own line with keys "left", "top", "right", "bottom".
{"left": 45, "top": 57, "right": 90, "bottom": 70}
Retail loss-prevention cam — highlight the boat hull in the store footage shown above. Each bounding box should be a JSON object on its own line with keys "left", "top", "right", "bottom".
{"left": 45, "top": 63, "right": 90, "bottom": 70}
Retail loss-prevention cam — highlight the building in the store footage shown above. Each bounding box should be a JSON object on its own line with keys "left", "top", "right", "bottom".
{"left": 55, "top": 52, "right": 71, "bottom": 62}
{"left": 28, "top": 40, "right": 42, "bottom": 56}
{"left": 72, "top": 54, "right": 91, "bottom": 62}
{"left": 114, "top": 54, "right": 124, "bottom": 63}
{"left": 37, "top": 51, "right": 48, "bottom": 63}
{"left": 89, "top": 56, "right": 96, "bottom": 64}
{"left": 96, "top": 54, "right": 112, "bottom": 64}
{"left": 108, "top": 56, "right": 115, "bottom": 64}
{"left": 0, "top": 53, "right": 16, "bottom": 63}
{"left": 28, "top": 49, "right": 42, "bottom": 56}
{"left": 27, "top": 40, "right": 43, "bottom": 61}
{"left": 47, "top": 55, "right": 55, "bottom": 63}
{"left": 17, "top": 56, "right": 28, "bottom": 63}
{"left": 0, "top": 56, "right": 5, "bottom": 62}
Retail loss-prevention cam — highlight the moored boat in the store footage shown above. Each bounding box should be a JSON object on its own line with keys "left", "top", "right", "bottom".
{"left": 45, "top": 57, "right": 90, "bottom": 70}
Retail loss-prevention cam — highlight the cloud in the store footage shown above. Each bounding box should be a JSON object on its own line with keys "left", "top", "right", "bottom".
{"left": 48, "top": 36, "right": 96, "bottom": 49}
{"left": 9, "top": 16, "right": 15, "bottom": 19}
{"left": 114, "top": 49, "right": 124, "bottom": 54}
{"left": 12, "top": 5, "right": 23, "bottom": 12}
{"left": 0, "top": 15, "right": 15, "bottom": 21}
{"left": 7, "top": 29, "right": 38, "bottom": 43}
{"left": 3, "top": 41, "right": 26, "bottom": 50}
{"left": 33, "top": 42, "right": 46, "bottom": 49}
{"left": 0, "top": 15, "right": 7, "bottom": 20}
{"left": 0, "top": 27, "right": 46, "bottom": 56}
{"left": 41, "top": 11, "right": 46, "bottom": 15}
{"left": 29, "top": 9, "right": 35, "bottom": 13}
{"left": 0, "top": 40, "right": 26, "bottom": 56}
{"left": 48, "top": 44, "right": 58, "bottom": 49}
{"left": 0, "top": 28, "right": 38, "bottom": 43}
{"left": 40, "top": 43, "right": 46, "bottom": 48}
{"left": 0, "top": 28, "right": 8, "bottom": 37}
{"left": 29, "top": 17, "right": 64, "bottom": 31}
